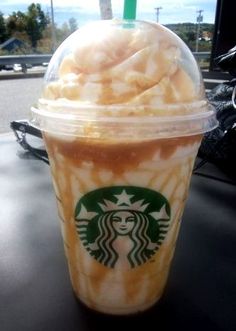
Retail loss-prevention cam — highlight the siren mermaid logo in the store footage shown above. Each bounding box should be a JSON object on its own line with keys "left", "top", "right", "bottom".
{"left": 74, "top": 186, "right": 171, "bottom": 269}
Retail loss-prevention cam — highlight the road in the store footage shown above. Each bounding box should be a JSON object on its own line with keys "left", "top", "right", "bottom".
{"left": 0, "top": 77, "right": 43, "bottom": 133}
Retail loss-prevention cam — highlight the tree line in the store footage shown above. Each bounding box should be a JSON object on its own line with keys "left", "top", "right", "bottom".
{"left": 0, "top": 3, "right": 214, "bottom": 55}
{"left": 0, "top": 3, "right": 78, "bottom": 54}
{"left": 0, "top": 4, "right": 49, "bottom": 50}
{"left": 166, "top": 23, "right": 214, "bottom": 51}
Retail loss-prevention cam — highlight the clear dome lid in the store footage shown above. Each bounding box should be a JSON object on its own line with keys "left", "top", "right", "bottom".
{"left": 40, "top": 20, "right": 206, "bottom": 112}
{"left": 32, "top": 20, "right": 217, "bottom": 138}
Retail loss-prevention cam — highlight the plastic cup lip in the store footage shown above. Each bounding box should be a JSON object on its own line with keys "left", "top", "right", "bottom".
{"left": 31, "top": 99, "right": 218, "bottom": 139}
{"left": 33, "top": 98, "right": 215, "bottom": 123}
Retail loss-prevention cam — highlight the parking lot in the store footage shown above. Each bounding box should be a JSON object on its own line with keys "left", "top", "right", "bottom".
{"left": 0, "top": 76, "right": 44, "bottom": 133}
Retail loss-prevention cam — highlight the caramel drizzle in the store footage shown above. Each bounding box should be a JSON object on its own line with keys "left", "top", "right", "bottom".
{"left": 44, "top": 133, "right": 200, "bottom": 309}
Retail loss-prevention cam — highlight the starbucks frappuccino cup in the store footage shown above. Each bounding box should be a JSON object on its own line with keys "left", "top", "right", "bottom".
{"left": 31, "top": 20, "right": 217, "bottom": 315}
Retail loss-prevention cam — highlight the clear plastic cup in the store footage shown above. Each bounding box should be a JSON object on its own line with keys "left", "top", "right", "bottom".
{"left": 31, "top": 20, "right": 217, "bottom": 315}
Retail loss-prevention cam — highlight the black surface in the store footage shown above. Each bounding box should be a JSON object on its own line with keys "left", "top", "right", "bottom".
{"left": 211, "top": 0, "right": 236, "bottom": 70}
{"left": 1, "top": 133, "right": 236, "bottom": 331}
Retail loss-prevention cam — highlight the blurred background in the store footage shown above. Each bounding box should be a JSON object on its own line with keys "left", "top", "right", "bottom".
{"left": 0, "top": 0, "right": 217, "bottom": 61}
{"left": 0, "top": 0, "right": 235, "bottom": 133}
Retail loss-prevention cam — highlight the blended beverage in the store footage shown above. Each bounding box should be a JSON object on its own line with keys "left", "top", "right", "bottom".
{"left": 31, "top": 20, "right": 217, "bottom": 315}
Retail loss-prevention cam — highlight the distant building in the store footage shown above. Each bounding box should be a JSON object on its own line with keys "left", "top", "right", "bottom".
{"left": 202, "top": 31, "right": 213, "bottom": 42}
{"left": 0, "top": 37, "right": 25, "bottom": 52}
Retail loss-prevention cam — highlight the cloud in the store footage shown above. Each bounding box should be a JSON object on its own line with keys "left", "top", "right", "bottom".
{"left": 1, "top": 0, "right": 98, "bottom": 9}
{"left": 0, "top": 0, "right": 216, "bottom": 24}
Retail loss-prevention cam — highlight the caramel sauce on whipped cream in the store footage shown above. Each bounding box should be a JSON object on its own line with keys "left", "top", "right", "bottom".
{"left": 40, "top": 20, "right": 206, "bottom": 314}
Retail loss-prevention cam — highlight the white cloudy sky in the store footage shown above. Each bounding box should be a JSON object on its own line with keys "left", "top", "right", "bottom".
{"left": 1, "top": 0, "right": 217, "bottom": 25}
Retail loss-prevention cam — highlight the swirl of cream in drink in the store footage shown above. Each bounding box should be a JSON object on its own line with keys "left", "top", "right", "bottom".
{"left": 43, "top": 20, "right": 205, "bottom": 111}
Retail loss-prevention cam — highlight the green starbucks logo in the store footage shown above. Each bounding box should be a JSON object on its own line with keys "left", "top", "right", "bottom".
{"left": 75, "top": 186, "right": 171, "bottom": 269}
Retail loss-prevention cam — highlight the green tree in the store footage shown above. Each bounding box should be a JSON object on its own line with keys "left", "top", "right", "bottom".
{"left": 68, "top": 17, "right": 78, "bottom": 33}
{"left": 0, "top": 11, "right": 9, "bottom": 43}
{"left": 56, "top": 22, "right": 70, "bottom": 45}
{"left": 186, "top": 31, "right": 196, "bottom": 42}
{"left": 5, "top": 4, "right": 49, "bottom": 51}
{"left": 6, "top": 10, "right": 26, "bottom": 35}
{"left": 25, "top": 3, "right": 49, "bottom": 49}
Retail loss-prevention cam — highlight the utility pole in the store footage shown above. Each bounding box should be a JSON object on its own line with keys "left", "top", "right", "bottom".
{"left": 195, "top": 9, "right": 204, "bottom": 52}
{"left": 154, "top": 7, "right": 162, "bottom": 23}
{"left": 99, "top": 0, "right": 113, "bottom": 20}
{"left": 50, "top": 0, "right": 56, "bottom": 52}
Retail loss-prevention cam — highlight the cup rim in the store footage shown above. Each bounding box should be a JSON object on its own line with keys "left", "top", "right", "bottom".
{"left": 31, "top": 99, "right": 218, "bottom": 139}
{"left": 33, "top": 99, "right": 214, "bottom": 122}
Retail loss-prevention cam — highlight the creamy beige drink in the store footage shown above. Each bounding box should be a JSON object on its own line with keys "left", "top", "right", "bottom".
{"left": 32, "top": 20, "right": 217, "bottom": 315}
